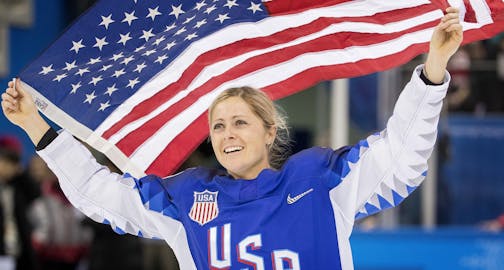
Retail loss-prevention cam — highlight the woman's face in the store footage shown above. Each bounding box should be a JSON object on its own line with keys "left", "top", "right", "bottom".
{"left": 210, "top": 96, "right": 275, "bottom": 180}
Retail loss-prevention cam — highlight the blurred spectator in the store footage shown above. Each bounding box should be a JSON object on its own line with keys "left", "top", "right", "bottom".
{"left": 446, "top": 47, "right": 472, "bottom": 111}
{"left": 496, "top": 37, "right": 504, "bottom": 110}
{"left": 0, "top": 135, "right": 40, "bottom": 270}
{"left": 28, "top": 156, "right": 92, "bottom": 270}
{"left": 481, "top": 213, "right": 504, "bottom": 232}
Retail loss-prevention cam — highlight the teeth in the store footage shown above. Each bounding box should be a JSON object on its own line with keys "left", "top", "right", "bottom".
{"left": 224, "top": 146, "right": 243, "bottom": 153}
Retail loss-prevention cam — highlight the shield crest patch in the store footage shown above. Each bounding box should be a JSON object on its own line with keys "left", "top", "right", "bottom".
{"left": 189, "top": 190, "right": 219, "bottom": 225}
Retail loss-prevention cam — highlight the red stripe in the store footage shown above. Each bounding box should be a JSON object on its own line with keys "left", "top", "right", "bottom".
{"left": 196, "top": 203, "right": 203, "bottom": 224}
{"left": 102, "top": 4, "right": 436, "bottom": 140}
{"left": 463, "top": 0, "right": 477, "bottom": 23}
{"left": 263, "top": 0, "right": 353, "bottom": 16}
{"left": 204, "top": 203, "right": 211, "bottom": 224}
{"left": 146, "top": 113, "right": 209, "bottom": 176}
{"left": 116, "top": 20, "right": 438, "bottom": 155}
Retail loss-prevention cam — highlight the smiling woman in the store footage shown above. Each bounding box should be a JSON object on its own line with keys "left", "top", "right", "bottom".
{"left": 1, "top": 7, "right": 463, "bottom": 270}
{"left": 208, "top": 86, "right": 291, "bottom": 179}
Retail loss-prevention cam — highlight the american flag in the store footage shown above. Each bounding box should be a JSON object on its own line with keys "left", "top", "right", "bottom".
{"left": 19, "top": 0, "right": 504, "bottom": 178}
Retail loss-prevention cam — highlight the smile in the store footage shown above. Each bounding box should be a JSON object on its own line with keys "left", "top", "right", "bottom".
{"left": 224, "top": 146, "right": 243, "bottom": 154}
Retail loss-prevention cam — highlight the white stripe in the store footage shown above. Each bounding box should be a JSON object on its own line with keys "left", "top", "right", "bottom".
{"left": 105, "top": 10, "right": 441, "bottom": 145}
{"left": 94, "top": 0, "right": 430, "bottom": 136}
{"left": 20, "top": 81, "right": 146, "bottom": 177}
{"left": 126, "top": 28, "right": 435, "bottom": 171}
{"left": 469, "top": 0, "right": 493, "bottom": 24}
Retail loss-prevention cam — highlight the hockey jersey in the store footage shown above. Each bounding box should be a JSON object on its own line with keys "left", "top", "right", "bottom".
{"left": 37, "top": 65, "right": 450, "bottom": 269}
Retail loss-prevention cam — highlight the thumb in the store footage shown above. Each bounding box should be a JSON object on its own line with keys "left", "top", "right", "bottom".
{"left": 13, "top": 78, "right": 28, "bottom": 98}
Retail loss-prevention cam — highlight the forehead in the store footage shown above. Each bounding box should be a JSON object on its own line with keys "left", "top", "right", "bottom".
{"left": 211, "top": 96, "right": 256, "bottom": 121}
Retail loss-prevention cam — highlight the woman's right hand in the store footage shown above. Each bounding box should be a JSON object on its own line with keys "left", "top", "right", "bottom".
{"left": 1, "top": 79, "right": 50, "bottom": 145}
{"left": 2, "top": 79, "right": 39, "bottom": 128}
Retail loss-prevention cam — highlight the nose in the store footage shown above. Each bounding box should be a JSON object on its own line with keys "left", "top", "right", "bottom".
{"left": 223, "top": 125, "right": 236, "bottom": 140}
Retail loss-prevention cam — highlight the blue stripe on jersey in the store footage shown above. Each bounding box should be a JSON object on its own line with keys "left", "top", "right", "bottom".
{"left": 130, "top": 174, "right": 179, "bottom": 219}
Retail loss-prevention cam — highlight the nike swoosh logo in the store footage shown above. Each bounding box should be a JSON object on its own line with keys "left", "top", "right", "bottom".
{"left": 287, "top": 188, "right": 314, "bottom": 204}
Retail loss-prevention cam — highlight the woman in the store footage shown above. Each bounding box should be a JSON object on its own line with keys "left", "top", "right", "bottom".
{"left": 2, "top": 8, "right": 462, "bottom": 270}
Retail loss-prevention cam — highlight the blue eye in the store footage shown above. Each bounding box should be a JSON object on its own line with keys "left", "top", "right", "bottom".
{"left": 235, "top": 120, "right": 247, "bottom": 126}
{"left": 213, "top": 123, "right": 224, "bottom": 130}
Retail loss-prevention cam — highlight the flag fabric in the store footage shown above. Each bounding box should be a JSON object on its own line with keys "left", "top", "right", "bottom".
{"left": 19, "top": 0, "right": 504, "bottom": 178}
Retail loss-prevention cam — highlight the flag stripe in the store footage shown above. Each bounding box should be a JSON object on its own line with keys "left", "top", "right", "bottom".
{"left": 117, "top": 20, "right": 440, "bottom": 157}
{"left": 101, "top": 3, "right": 439, "bottom": 141}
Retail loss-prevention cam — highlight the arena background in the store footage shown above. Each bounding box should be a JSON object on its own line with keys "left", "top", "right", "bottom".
{"left": 1, "top": 1, "right": 503, "bottom": 269}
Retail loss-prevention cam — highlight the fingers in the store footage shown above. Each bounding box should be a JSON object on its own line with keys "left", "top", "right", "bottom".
{"left": 438, "top": 7, "right": 461, "bottom": 32}
{"left": 1, "top": 93, "right": 18, "bottom": 111}
{"left": 2, "top": 79, "right": 21, "bottom": 111}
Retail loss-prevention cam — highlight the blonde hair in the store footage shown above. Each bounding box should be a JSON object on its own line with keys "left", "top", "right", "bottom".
{"left": 208, "top": 87, "right": 291, "bottom": 169}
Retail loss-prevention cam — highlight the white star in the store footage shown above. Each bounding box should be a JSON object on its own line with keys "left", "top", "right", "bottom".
{"left": 39, "top": 65, "right": 54, "bottom": 75}
{"left": 84, "top": 91, "right": 97, "bottom": 104}
{"left": 154, "top": 36, "right": 166, "bottom": 46}
{"left": 142, "top": 49, "right": 157, "bottom": 56}
{"left": 75, "top": 68, "right": 90, "bottom": 76}
{"left": 215, "top": 13, "right": 230, "bottom": 23}
{"left": 248, "top": 2, "right": 262, "bottom": 13}
{"left": 112, "top": 68, "right": 126, "bottom": 78}
{"left": 99, "top": 14, "right": 115, "bottom": 29}
{"left": 147, "top": 6, "right": 162, "bottom": 21}
{"left": 194, "top": 1, "right": 206, "bottom": 10}
{"left": 174, "top": 27, "right": 186, "bottom": 36}
{"left": 121, "top": 55, "right": 135, "bottom": 65}
{"left": 140, "top": 28, "right": 155, "bottom": 42}
{"left": 70, "top": 39, "right": 85, "bottom": 54}
{"left": 89, "top": 76, "right": 103, "bottom": 86}
{"left": 134, "top": 46, "right": 146, "bottom": 53}
{"left": 164, "top": 41, "right": 176, "bottom": 50}
{"left": 164, "top": 23, "right": 176, "bottom": 32}
{"left": 70, "top": 81, "right": 82, "bottom": 94}
{"left": 110, "top": 52, "right": 124, "bottom": 61}
{"left": 154, "top": 54, "right": 169, "bottom": 64}
{"left": 185, "top": 33, "right": 198, "bottom": 41}
{"left": 134, "top": 62, "right": 147, "bottom": 73}
{"left": 183, "top": 16, "right": 195, "bottom": 24}
{"left": 105, "top": 84, "right": 118, "bottom": 96}
{"left": 100, "top": 64, "right": 113, "bottom": 71}
{"left": 122, "top": 11, "right": 138, "bottom": 26}
{"left": 87, "top": 57, "right": 102, "bottom": 65}
{"left": 53, "top": 73, "right": 67, "bottom": 82}
{"left": 205, "top": 5, "right": 217, "bottom": 14}
{"left": 126, "top": 77, "right": 140, "bottom": 89}
{"left": 194, "top": 19, "right": 207, "bottom": 28}
{"left": 63, "top": 61, "right": 77, "bottom": 71}
{"left": 169, "top": 4, "right": 185, "bottom": 19}
{"left": 93, "top": 37, "right": 109, "bottom": 51}
{"left": 98, "top": 100, "right": 111, "bottom": 112}
{"left": 224, "top": 0, "right": 238, "bottom": 9}
{"left": 118, "top": 32, "right": 132, "bottom": 46}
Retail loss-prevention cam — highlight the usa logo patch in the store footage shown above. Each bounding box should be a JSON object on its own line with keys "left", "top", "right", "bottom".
{"left": 189, "top": 190, "right": 219, "bottom": 225}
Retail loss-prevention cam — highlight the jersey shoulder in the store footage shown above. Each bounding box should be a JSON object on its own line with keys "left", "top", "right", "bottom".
{"left": 282, "top": 147, "right": 337, "bottom": 176}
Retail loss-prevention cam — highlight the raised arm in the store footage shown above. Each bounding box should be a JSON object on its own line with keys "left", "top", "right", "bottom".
{"left": 328, "top": 7, "right": 462, "bottom": 225}
{"left": 2, "top": 80, "right": 194, "bottom": 263}
{"left": 424, "top": 6, "right": 463, "bottom": 83}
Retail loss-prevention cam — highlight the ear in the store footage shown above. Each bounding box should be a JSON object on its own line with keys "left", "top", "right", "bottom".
{"left": 266, "top": 126, "right": 277, "bottom": 145}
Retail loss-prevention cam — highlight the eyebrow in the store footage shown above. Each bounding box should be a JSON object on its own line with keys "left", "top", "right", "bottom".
{"left": 213, "top": 115, "right": 247, "bottom": 123}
